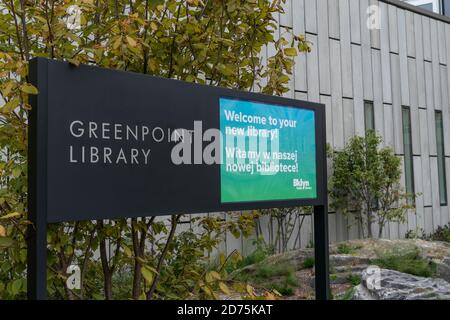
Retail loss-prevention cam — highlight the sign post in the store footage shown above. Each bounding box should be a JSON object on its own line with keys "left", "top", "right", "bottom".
{"left": 28, "top": 57, "right": 330, "bottom": 300}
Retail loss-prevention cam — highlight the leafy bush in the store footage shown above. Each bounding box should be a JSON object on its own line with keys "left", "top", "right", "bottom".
{"left": 329, "top": 131, "right": 414, "bottom": 238}
{"left": 428, "top": 224, "right": 450, "bottom": 243}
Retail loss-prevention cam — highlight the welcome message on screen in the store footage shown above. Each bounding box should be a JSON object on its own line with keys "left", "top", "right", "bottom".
{"left": 220, "top": 97, "right": 317, "bottom": 203}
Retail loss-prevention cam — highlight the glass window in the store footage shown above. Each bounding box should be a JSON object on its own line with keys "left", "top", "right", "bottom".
{"left": 435, "top": 111, "right": 448, "bottom": 206}
{"left": 443, "top": 0, "right": 450, "bottom": 17}
{"left": 364, "top": 102, "right": 375, "bottom": 133}
{"left": 402, "top": 107, "right": 415, "bottom": 195}
{"left": 406, "top": 0, "right": 441, "bottom": 13}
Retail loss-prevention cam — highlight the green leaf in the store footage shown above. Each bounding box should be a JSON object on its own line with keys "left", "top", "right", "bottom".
{"left": 0, "top": 237, "right": 14, "bottom": 248}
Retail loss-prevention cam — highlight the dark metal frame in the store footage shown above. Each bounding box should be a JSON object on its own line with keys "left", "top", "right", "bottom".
{"left": 27, "top": 58, "right": 330, "bottom": 300}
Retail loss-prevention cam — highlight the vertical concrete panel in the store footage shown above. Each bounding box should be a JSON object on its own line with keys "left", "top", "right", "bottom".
{"left": 398, "top": 9, "right": 410, "bottom": 107}
{"left": 380, "top": 2, "right": 392, "bottom": 104}
{"left": 388, "top": 5, "right": 399, "bottom": 54}
{"left": 328, "top": 214, "right": 337, "bottom": 243}
{"left": 320, "top": 95, "right": 333, "bottom": 145}
{"left": 360, "top": 0, "right": 374, "bottom": 102}
{"left": 414, "top": 14, "right": 426, "bottom": 109}
{"left": 408, "top": 58, "right": 421, "bottom": 155}
{"left": 352, "top": 45, "right": 365, "bottom": 136}
{"left": 306, "top": 34, "right": 320, "bottom": 103}
{"left": 293, "top": 0, "right": 307, "bottom": 92}
{"left": 300, "top": 215, "right": 313, "bottom": 248}
{"left": 422, "top": 16, "right": 432, "bottom": 62}
{"left": 430, "top": 158, "right": 441, "bottom": 230}
{"left": 349, "top": 0, "right": 361, "bottom": 44}
{"left": 398, "top": 156, "right": 408, "bottom": 238}
{"left": 370, "top": 0, "right": 381, "bottom": 49}
{"left": 283, "top": 31, "right": 295, "bottom": 98}
{"left": 419, "top": 108, "right": 432, "bottom": 207}
{"left": 343, "top": 98, "right": 355, "bottom": 144}
{"left": 305, "top": 0, "right": 317, "bottom": 34}
{"left": 279, "top": 0, "right": 293, "bottom": 28}
{"left": 335, "top": 212, "right": 349, "bottom": 242}
{"left": 405, "top": 11, "right": 416, "bottom": 58}
{"left": 384, "top": 103, "right": 394, "bottom": 149}
{"left": 424, "top": 207, "right": 434, "bottom": 235}
{"left": 328, "top": 0, "right": 340, "bottom": 39}
{"left": 413, "top": 156, "right": 424, "bottom": 233}
{"left": 424, "top": 61, "right": 435, "bottom": 110}
{"left": 295, "top": 91, "right": 308, "bottom": 101}
{"left": 430, "top": 20, "right": 442, "bottom": 110}
{"left": 390, "top": 54, "right": 404, "bottom": 154}
{"left": 362, "top": 44, "right": 374, "bottom": 101}
{"left": 446, "top": 158, "right": 450, "bottom": 223}
{"left": 330, "top": 39, "right": 345, "bottom": 149}
{"left": 427, "top": 106, "right": 437, "bottom": 156}
{"left": 441, "top": 66, "right": 450, "bottom": 157}
{"left": 340, "top": 0, "right": 353, "bottom": 98}
{"left": 372, "top": 49, "right": 385, "bottom": 139}
{"left": 317, "top": 0, "right": 331, "bottom": 95}
{"left": 437, "top": 22, "right": 447, "bottom": 65}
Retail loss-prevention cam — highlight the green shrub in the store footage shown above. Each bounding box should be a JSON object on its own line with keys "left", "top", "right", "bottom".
{"left": 337, "top": 243, "right": 353, "bottom": 254}
{"left": 428, "top": 224, "right": 450, "bottom": 243}
{"left": 347, "top": 274, "right": 361, "bottom": 286}
{"left": 302, "top": 257, "right": 315, "bottom": 269}
{"left": 234, "top": 261, "right": 298, "bottom": 297}
{"left": 372, "top": 248, "right": 436, "bottom": 278}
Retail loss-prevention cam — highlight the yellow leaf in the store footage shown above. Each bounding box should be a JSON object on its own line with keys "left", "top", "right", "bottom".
{"left": 126, "top": 36, "right": 137, "bottom": 47}
{"left": 150, "top": 21, "right": 158, "bottom": 31}
{"left": 141, "top": 266, "right": 154, "bottom": 284}
{"left": 219, "top": 282, "right": 230, "bottom": 295}
{"left": 113, "top": 37, "right": 122, "bottom": 50}
{"left": 0, "top": 225, "right": 6, "bottom": 237}
{"left": 68, "top": 58, "right": 80, "bottom": 67}
{"left": 0, "top": 212, "right": 22, "bottom": 220}
{"left": 283, "top": 47, "right": 298, "bottom": 57}
{"left": 246, "top": 284, "right": 254, "bottom": 296}
{"left": 1, "top": 98, "right": 20, "bottom": 113}
{"left": 2, "top": 81, "right": 15, "bottom": 97}
{"left": 20, "top": 83, "right": 38, "bottom": 95}
{"left": 209, "top": 271, "right": 221, "bottom": 280}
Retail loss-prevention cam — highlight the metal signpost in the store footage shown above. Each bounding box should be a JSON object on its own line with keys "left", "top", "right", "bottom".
{"left": 27, "top": 57, "right": 330, "bottom": 300}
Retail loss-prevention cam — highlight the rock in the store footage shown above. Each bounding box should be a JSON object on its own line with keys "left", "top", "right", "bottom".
{"left": 436, "top": 257, "right": 450, "bottom": 283}
{"left": 352, "top": 267, "right": 450, "bottom": 300}
{"left": 330, "top": 255, "right": 371, "bottom": 268}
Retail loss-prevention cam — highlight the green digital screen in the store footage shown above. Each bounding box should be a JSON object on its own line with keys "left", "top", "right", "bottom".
{"left": 220, "top": 97, "right": 317, "bottom": 203}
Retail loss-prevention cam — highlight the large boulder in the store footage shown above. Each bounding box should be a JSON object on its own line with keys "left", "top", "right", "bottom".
{"left": 353, "top": 267, "right": 450, "bottom": 300}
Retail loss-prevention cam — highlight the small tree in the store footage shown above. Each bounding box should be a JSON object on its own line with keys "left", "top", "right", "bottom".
{"left": 329, "top": 131, "right": 414, "bottom": 238}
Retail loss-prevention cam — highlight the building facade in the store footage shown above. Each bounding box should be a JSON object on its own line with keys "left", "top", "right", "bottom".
{"left": 211, "top": 0, "right": 450, "bottom": 256}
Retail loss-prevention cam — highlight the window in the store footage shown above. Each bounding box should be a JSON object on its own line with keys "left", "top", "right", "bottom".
{"left": 402, "top": 107, "right": 415, "bottom": 195}
{"left": 364, "top": 101, "right": 375, "bottom": 133}
{"left": 435, "top": 111, "right": 448, "bottom": 206}
{"left": 406, "top": 0, "right": 441, "bottom": 13}
{"left": 443, "top": 0, "right": 450, "bottom": 17}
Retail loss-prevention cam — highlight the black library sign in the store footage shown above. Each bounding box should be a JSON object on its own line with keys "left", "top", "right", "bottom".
{"left": 27, "top": 58, "right": 330, "bottom": 300}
